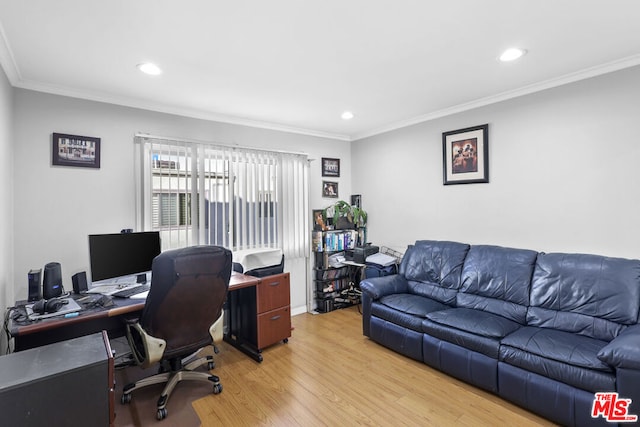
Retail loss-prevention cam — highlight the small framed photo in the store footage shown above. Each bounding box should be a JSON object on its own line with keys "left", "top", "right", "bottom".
{"left": 322, "top": 181, "right": 339, "bottom": 198}
{"left": 52, "top": 133, "right": 101, "bottom": 168}
{"left": 351, "top": 194, "right": 361, "bottom": 209}
{"left": 321, "top": 157, "right": 340, "bottom": 177}
{"left": 312, "top": 209, "right": 326, "bottom": 231}
{"left": 442, "top": 124, "right": 488, "bottom": 185}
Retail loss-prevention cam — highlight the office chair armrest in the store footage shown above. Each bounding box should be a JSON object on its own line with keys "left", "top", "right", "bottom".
{"left": 125, "top": 322, "right": 167, "bottom": 368}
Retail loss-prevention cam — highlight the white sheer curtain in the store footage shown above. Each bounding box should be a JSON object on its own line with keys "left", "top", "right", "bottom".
{"left": 134, "top": 135, "right": 309, "bottom": 260}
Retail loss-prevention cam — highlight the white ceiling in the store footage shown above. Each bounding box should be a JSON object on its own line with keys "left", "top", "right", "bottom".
{"left": 1, "top": 1, "right": 639, "bottom": 141}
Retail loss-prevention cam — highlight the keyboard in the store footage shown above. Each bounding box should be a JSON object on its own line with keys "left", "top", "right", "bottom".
{"left": 111, "top": 284, "right": 150, "bottom": 298}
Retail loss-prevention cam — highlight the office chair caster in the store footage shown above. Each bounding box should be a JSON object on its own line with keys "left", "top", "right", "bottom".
{"left": 157, "top": 408, "right": 168, "bottom": 420}
{"left": 121, "top": 393, "right": 132, "bottom": 404}
{"left": 213, "top": 383, "right": 223, "bottom": 394}
{"left": 207, "top": 355, "right": 215, "bottom": 370}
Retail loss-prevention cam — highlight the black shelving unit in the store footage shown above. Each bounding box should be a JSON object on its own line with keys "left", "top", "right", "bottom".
{"left": 311, "top": 230, "right": 362, "bottom": 313}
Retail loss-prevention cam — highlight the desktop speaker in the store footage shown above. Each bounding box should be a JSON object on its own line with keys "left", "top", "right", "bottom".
{"left": 43, "top": 262, "right": 63, "bottom": 300}
{"left": 72, "top": 271, "right": 88, "bottom": 294}
{"left": 28, "top": 269, "right": 42, "bottom": 302}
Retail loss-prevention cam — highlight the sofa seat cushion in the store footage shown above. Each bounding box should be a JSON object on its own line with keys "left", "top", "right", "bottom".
{"left": 426, "top": 308, "right": 522, "bottom": 338}
{"left": 371, "top": 294, "right": 449, "bottom": 332}
{"left": 422, "top": 308, "right": 522, "bottom": 358}
{"left": 500, "top": 326, "right": 615, "bottom": 392}
{"left": 379, "top": 293, "right": 449, "bottom": 317}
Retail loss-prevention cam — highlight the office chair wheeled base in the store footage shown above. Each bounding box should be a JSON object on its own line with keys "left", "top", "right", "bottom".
{"left": 121, "top": 354, "right": 223, "bottom": 420}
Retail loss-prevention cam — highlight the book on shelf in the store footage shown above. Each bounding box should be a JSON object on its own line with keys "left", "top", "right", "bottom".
{"left": 312, "top": 231, "right": 323, "bottom": 252}
{"left": 311, "top": 230, "right": 358, "bottom": 252}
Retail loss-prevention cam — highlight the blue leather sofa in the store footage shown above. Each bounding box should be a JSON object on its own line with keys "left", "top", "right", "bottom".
{"left": 360, "top": 240, "right": 640, "bottom": 426}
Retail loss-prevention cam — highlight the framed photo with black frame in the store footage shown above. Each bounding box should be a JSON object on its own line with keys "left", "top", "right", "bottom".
{"left": 442, "top": 124, "right": 488, "bottom": 185}
{"left": 351, "top": 194, "right": 361, "bottom": 208}
{"left": 321, "top": 157, "right": 340, "bottom": 177}
{"left": 322, "top": 181, "right": 339, "bottom": 198}
{"left": 52, "top": 132, "right": 101, "bottom": 169}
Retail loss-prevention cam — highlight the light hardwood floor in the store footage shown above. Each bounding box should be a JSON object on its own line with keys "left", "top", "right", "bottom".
{"left": 192, "top": 306, "right": 555, "bottom": 426}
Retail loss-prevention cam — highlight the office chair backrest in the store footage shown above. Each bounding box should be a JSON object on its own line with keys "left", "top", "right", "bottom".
{"left": 140, "top": 245, "right": 232, "bottom": 359}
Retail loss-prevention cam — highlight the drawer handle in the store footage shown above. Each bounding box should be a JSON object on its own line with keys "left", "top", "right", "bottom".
{"left": 270, "top": 315, "right": 281, "bottom": 321}
{"left": 268, "top": 281, "right": 279, "bottom": 287}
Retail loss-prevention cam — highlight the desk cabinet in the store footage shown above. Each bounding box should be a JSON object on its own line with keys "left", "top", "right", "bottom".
{"left": 256, "top": 272, "right": 291, "bottom": 349}
{"left": 225, "top": 272, "right": 291, "bottom": 362}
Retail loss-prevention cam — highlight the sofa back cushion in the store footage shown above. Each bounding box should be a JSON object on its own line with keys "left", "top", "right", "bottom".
{"left": 400, "top": 240, "right": 470, "bottom": 305}
{"left": 528, "top": 252, "right": 640, "bottom": 341}
{"left": 458, "top": 245, "right": 538, "bottom": 324}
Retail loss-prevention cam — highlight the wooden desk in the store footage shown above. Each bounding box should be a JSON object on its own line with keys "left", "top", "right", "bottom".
{"left": 9, "top": 272, "right": 262, "bottom": 352}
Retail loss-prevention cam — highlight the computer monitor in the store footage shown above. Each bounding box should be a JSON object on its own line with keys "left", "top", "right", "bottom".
{"left": 88, "top": 231, "right": 161, "bottom": 283}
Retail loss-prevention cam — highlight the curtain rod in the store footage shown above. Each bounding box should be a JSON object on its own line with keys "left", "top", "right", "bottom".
{"left": 134, "top": 132, "right": 309, "bottom": 158}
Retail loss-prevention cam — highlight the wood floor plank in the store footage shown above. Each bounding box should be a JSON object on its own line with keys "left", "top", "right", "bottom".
{"left": 192, "top": 306, "right": 556, "bottom": 426}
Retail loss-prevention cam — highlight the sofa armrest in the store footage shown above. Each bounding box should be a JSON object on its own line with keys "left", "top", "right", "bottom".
{"left": 360, "top": 274, "right": 408, "bottom": 300}
{"left": 598, "top": 324, "right": 640, "bottom": 369}
{"left": 360, "top": 274, "right": 408, "bottom": 338}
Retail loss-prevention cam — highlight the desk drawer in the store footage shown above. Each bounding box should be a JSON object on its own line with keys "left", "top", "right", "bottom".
{"left": 257, "top": 306, "right": 291, "bottom": 349}
{"left": 257, "top": 273, "right": 290, "bottom": 313}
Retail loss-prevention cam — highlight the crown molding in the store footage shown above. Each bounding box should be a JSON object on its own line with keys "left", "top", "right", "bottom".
{"left": 12, "top": 78, "right": 352, "bottom": 141}
{"left": 352, "top": 54, "right": 640, "bottom": 141}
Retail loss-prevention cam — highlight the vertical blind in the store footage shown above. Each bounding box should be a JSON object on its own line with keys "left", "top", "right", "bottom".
{"left": 134, "top": 135, "right": 309, "bottom": 259}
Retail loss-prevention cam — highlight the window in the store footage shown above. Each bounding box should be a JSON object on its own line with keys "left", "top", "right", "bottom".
{"left": 152, "top": 193, "right": 193, "bottom": 227}
{"left": 135, "top": 135, "right": 309, "bottom": 259}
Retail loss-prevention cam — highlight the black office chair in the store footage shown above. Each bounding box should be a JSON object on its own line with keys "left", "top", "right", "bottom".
{"left": 120, "top": 245, "right": 232, "bottom": 420}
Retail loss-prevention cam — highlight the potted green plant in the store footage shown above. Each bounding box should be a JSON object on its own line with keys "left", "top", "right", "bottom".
{"left": 352, "top": 205, "right": 367, "bottom": 228}
{"left": 323, "top": 200, "right": 367, "bottom": 230}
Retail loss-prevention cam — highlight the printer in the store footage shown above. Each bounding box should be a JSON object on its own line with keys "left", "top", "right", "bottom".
{"left": 232, "top": 248, "right": 284, "bottom": 277}
{"left": 345, "top": 244, "right": 379, "bottom": 264}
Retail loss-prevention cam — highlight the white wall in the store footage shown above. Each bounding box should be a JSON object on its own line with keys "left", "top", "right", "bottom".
{"left": 352, "top": 65, "right": 640, "bottom": 260}
{"left": 12, "top": 89, "right": 352, "bottom": 313}
{"left": 0, "top": 65, "right": 14, "bottom": 353}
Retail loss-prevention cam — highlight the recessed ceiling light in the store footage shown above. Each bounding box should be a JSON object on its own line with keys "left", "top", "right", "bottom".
{"left": 341, "top": 111, "right": 354, "bottom": 120}
{"left": 499, "top": 48, "right": 527, "bottom": 62}
{"left": 137, "top": 62, "right": 163, "bottom": 76}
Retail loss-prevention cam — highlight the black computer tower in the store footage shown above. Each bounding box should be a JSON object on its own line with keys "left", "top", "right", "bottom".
{"left": 0, "top": 332, "right": 114, "bottom": 426}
